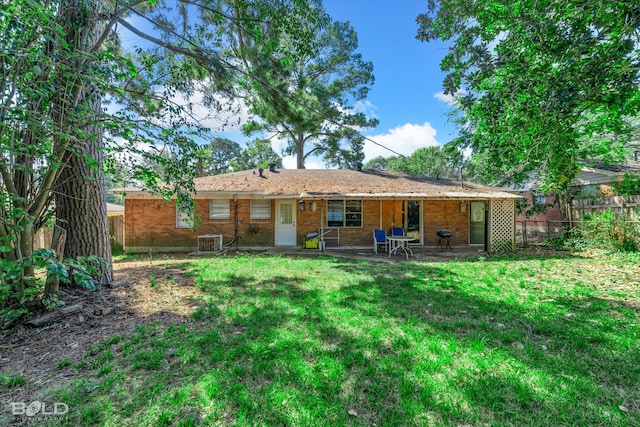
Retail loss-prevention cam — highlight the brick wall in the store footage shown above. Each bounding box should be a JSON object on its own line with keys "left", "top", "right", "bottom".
{"left": 515, "top": 191, "right": 563, "bottom": 226}
{"left": 125, "top": 198, "right": 275, "bottom": 251}
{"left": 423, "top": 200, "right": 469, "bottom": 247}
{"left": 125, "top": 197, "right": 492, "bottom": 251}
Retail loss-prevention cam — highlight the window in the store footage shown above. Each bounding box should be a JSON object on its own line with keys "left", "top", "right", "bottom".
{"left": 327, "top": 200, "right": 362, "bottom": 227}
{"left": 580, "top": 185, "right": 598, "bottom": 197}
{"left": 176, "top": 206, "right": 193, "bottom": 229}
{"left": 209, "top": 200, "right": 230, "bottom": 220}
{"left": 251, "top": 200, "right": 271, "bottom": 219}
{"left": 533, "top": 191, "right": 546, "bottom": 206}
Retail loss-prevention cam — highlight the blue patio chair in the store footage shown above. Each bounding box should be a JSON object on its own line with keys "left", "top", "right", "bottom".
{"left": 391, "top": 227, "right": 404, "bottom": 236}
{"left": 373, "top": 229, "right": 389, "bottom": 254}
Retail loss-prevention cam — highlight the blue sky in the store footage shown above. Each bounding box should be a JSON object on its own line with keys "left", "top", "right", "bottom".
{"left": 296, "top": 0, "right": 459, "bottom": 167}
{"left": 323, "top": 0, "right": 457, "bottom": 159}
{"left": 209, "top": 0, "right": 458, "bottom": 168}
{"left": 119, "top": 1, "right": 457, "bottom": 168}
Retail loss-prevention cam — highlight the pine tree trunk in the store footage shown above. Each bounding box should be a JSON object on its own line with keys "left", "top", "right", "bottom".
{"left": 53, "top": 0, "right": 112, "bottom": 285}
{"left": 54, "top": 98, "right": 113, "bottom": 285}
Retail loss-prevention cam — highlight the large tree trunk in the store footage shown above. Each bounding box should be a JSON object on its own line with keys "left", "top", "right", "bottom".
{"left": 54, "top": 98, "right": 113, "bottom": 285}
{"left": 53, "top": 0, "right": 113, "bottom": 286}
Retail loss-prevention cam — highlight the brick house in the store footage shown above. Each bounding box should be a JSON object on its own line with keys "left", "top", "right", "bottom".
{"left": 515, "top": 160, "right": 640, "bottom": 239}
{"left": 120, "top": 168, "right": 520, "bottom": 253}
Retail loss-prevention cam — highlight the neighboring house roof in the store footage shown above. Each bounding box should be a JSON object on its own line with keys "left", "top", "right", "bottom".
{"left": 574, "top": 160, "right": 640, "bottom": 186}
{"left": 106, "top": 203, "right": 124, "bottom": 214}
{"left": 510, "top": 160, "right": 640, "bottom": 191}
{"left": 118, "top": 169, "right": 520, "bottom": 200}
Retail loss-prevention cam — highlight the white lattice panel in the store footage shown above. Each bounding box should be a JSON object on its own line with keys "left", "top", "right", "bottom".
{"left": 489, "top": 199, "right": 515, "bottom": 252}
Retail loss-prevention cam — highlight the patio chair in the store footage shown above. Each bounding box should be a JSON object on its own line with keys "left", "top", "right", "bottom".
{"left": 373, "top": 229, "right": 389, "bottom": 254}
{"left": 391, "top": 227, "right": 404, "bottom": 236}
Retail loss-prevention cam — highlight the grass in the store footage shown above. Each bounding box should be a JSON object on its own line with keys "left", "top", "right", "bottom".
{"left": 43, "top": 252, "right": 640, "bottom": 426}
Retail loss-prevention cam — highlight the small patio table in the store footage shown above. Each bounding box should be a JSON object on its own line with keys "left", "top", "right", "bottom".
{"left": 387, "top": 236, "right": 416, "bottom": 259}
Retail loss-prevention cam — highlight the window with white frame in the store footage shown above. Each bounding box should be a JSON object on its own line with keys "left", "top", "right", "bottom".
{"left": 327, "top": 200, "right": 362, "bottom": 227}
{"left": 176, "top": 205, "right": 193, "bottom": 228}
{"left": 533, "top": 191, "right": 546, "bottom": 206}
{"left": 209, "top": 200, "right": 230, "bottom": 219}
{"left": 251, "top": 199, "right": 271, "bottom": 219}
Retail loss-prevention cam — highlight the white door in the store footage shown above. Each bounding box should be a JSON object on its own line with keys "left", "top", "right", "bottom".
{"left": 275, "top": 200, "right": 296, "bottom": 246}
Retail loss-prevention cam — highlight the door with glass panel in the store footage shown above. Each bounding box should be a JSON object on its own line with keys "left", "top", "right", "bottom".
{"left": 403, "top": 200, "right": 422, "bottom": 244}
{"left": 469, "top": 201, "right": 487, "bottom": 247}
{"left": 275, "top": 200, "right": 296, "bottom": 246}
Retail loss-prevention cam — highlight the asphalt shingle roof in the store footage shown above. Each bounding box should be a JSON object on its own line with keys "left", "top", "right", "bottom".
{"left": 184, "top": 169, "right": 519, "bottom": 199}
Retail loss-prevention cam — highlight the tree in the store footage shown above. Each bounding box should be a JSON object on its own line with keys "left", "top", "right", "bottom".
{"left": 364, "top": 146, "right": 464, "bottom": 180}
{"left": 363, "top": 156, "right": 389, "bottom": 170}
{"left": 0, "top": 0, "right": 119, "bottom": 302}
{"left": 417, "top": 0, "right": 640, "bottom": 191}
{"left": 1, "top": 0, "right": 321, "bottom": 316}
{"left": 231, "top": 138, "right": 283, "bottom": 170}
{"left": 223, "top": 1, "right": 378, "bottom": 168}
{"left": 52, "top": 0, "right": 113, "bottom": 288}
{"left": 198, "top": 137, "right": 242, "bottom": 176}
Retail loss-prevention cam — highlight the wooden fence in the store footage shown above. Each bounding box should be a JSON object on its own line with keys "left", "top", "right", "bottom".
{"left": 33, "top": 214, "right": 124, "bottom": 252}
{"left": 108, "top": 215, "right": 124, "bottom": 250}
{"left": 571, "top": 195, "right": 640, "bottom": 220}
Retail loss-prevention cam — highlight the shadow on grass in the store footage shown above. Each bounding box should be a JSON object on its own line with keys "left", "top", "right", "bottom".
{"left": 44, "top": 255, "right": 638, "bottom": 427}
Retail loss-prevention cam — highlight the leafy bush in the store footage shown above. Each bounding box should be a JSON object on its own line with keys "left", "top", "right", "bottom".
{"left": 559, "top": 209, "right": 640, "bottom": 252}
{"left": 612, "top": 173, "right": 640, "bottom": 196}
{"left": 0, "top": 249, "right": 107, "bottom": 324}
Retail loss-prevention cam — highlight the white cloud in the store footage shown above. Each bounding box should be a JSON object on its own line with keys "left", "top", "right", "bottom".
{"left": 176, "top": 91, "right": 250, "bottom": 133}
{"left": 434, "top": 89, "right": 467, "bottom": 107}
{"left": 282, "top": 155, "right": 325, "bottom": 169}
{"left": 363, "top": 122, "right": 441, "bottom": 161}
{"left": 353, "top": 99, "right": 378, "bottom": 119}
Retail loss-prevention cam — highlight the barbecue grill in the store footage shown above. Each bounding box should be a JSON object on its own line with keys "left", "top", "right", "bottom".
{"left": 436, "top": 229, "right": 452, "bottom": 251}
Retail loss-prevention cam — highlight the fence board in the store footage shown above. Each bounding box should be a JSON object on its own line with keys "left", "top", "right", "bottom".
{"left": 109, "top": 215, "right": 124, "bottom": 250}
{"left": 33, "top": 215, "right": 124, "bottom": 252}
{"left": 571, "top": 195, "right": 640, "bottom": 220}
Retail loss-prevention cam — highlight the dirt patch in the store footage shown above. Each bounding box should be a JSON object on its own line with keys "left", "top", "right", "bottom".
{"left": 0, "top": 254, "right": 202, "bottom": 405}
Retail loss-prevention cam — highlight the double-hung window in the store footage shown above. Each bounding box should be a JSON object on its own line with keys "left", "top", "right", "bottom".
{"left": 251, "top": 200, "right": 271, "bottom": 219}
{"left": 176, "top": 206, "right": 193, "bottom": 229}
{"left": 327, "top": 200, "right": 362, "bottom": 227}
{"left": 209, "top": 200, "right": 230, "bottom": 220}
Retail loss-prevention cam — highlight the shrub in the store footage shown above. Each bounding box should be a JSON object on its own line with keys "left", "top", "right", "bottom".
{"left": 563, "top": 209, "right": 640, "bottom": 252}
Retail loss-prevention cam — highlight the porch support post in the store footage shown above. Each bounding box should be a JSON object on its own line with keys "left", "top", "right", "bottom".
{"left": 320, "top": 199, "right": 325, "bottom": 251}
{"left": 379, "top": 199, "right": 382, "bottom": 229}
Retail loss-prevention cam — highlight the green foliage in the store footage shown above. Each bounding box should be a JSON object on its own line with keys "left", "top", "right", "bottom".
{"left": 227, "top": 4, "right": 378, "bottom": 168}
{"left": 364, "top": 145, "right": 464, "bottom": 180}
{"left": 230, "top": 138, "right": 283, "bottom": 171}
{"left": 0, "top": 372, "right": 25, "bottom": 388}
{"left": 417, "top": 0, "right": 640, "bottom": 190}
{"left": 0, "top": 249, "right": 106, "bottom": 324}
{"left": 197, "top": 137, "right": 242, "bottom": 176}
{"left": 516, "top": 196, "right": 553, "bottom": 218}
{"left": 612, "top": 173, "right": 640, "bottom": 196}
{"left": 560, "top": 209, "right": 640, "bottom": 252}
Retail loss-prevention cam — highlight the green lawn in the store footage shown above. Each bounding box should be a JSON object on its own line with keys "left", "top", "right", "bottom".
{"left": 29, "top": 252, "right": 640, "bottom": 425}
